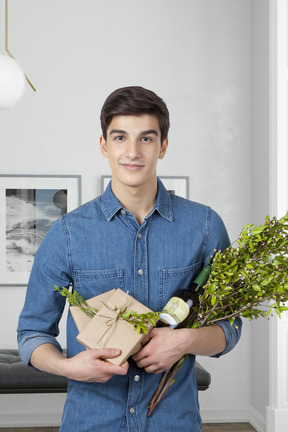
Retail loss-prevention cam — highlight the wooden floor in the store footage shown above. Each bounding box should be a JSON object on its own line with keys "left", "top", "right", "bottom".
{"left": 203, "top": 424, "right": 256, "bottom": 431}
{"left": 0, "top": 424, "right": 256, "bottom": 432}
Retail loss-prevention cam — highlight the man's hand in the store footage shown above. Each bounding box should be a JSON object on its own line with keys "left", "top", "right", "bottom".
{"left": 132, "top": 324, "right": 226, "bottom": 374}
{"left": 30, "top": 344, "right": 129, "bottom": 383}
{"left": 132, "top": 327, "right": 187, "bottom": 374}
{"left": 63, "top": 348, "right": 129, "bottom": 383}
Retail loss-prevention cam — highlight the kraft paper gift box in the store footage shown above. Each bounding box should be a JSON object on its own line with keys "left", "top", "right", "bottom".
{"left": 70, "top": 288, "right": 155, "bottom": 366}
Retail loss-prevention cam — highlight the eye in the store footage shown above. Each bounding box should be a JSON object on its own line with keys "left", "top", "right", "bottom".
{"left": 114, "top": 135, "right": 125, "bottom": 141}
{"left": 141, "top": 136, "right": 152, "bottom": 143}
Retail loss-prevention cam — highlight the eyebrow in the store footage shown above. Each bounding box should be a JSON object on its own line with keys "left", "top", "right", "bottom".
{"left": 109, "top": 129, "right": 159, "bottom": 136}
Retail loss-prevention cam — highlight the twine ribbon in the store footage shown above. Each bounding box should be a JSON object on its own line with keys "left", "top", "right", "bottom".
{"left": 95, "top": 292, "right": 129, "bottom": 348}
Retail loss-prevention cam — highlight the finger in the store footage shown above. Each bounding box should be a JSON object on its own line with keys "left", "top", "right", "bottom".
{"left": 97, "top": 359, "right": 129, "bottom": 377}
{"left": 132, "top": 351, "right": 140, "bottom": 361}
{"left": 140, "top": 334, "right": 151, "bottom": 346}
{"left": 92, "top": 348, "right": 121, "bottom": 359}
{"left": 134, "top": 355, "right": 152, "bottom": 369}
{"left": 132, "top": 344, "right": 151, "bottom": 361}
{"left": 147, "top": 367, "right": 165, "bottom": 374}
{"left": 120, "top": 361, "right": 129, "bottom": 373}
{"left": 99, "top": 352, "right": 129, "bottom": 376}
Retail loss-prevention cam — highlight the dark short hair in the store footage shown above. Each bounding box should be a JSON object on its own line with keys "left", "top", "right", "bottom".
{"left": 100, "top": 86, "right": 170, "bottom": 142}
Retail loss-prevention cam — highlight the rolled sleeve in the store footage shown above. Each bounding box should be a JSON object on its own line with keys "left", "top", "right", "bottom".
{"left": 203, "top": 210, "right": 242, "bottom": 357}
{"left": 213, "top": 316, "right": 242, "bottom": 357}
{"left": 18, "top": 333, "right": 63, "bottom": 366}
{"left": 17, "top": 217, "right": 72, "bottom": 365}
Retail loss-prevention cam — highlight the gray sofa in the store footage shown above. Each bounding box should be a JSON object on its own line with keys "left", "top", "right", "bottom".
{"left": 0, "top": 349, "right": 211, "bottom": 394}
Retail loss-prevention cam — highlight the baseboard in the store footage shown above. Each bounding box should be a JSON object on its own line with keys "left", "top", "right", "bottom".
{"left": 201, "top": 407, "right": 265, "bottom": 432}
{"left": 249, "top": 406, "right": 265, "bottom": 432}
{"left": 0, "top": 413, "right": 61, "bottom": 428}
{"left": 200, "top": 408, "right": 250, "bottom": 423}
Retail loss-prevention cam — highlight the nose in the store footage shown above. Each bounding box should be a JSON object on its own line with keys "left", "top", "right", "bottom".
{"left": 125, "top": 139, "right": 141, "bottom": 158}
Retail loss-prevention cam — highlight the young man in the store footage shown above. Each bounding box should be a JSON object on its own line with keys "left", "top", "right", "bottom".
{"left": 18, "top": 86, "right": 242, "bottom": 431}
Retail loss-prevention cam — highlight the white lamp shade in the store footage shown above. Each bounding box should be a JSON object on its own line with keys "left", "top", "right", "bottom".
{"left": 0, "top": 53, "right": 26, "bottom": 110}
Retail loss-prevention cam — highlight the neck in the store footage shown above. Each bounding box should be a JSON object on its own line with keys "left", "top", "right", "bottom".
{"left": 111, "top": 178, "right": 158, "bottom": 225}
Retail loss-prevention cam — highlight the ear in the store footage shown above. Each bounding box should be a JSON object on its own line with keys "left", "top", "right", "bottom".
{"left": 100, "top": 136, "right": 109, "bottom": 158}
{"left": 158, "top": 138, "right": 168, "bottom": 160}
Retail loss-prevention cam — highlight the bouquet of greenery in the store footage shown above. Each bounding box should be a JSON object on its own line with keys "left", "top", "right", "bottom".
{"left": 147, "top": 213, "right": 288, "bottom": 416}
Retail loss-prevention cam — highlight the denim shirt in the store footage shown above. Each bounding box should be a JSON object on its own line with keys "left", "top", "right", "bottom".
{"left": 18, "top": 179, "right": 242, "bottom": 432}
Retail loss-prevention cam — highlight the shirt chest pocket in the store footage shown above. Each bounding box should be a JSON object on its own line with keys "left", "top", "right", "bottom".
{"left": 158, "top": 262, "right": 202, "bottom": 311}
{"left": 73, "top": 268, "right": 125, "bottom": 299}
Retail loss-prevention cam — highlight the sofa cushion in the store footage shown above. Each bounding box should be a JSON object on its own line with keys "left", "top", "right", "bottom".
{"left": 0, "top": 349, "right": 68, "bottom": 393}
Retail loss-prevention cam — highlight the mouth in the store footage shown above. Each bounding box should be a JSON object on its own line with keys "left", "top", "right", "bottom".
{"left": 120, "top": 163, "right": 145, "bottom": 171}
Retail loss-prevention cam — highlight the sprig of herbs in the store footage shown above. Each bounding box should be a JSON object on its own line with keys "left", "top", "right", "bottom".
{"left": 54, "top": 286, "right": 159, "bottom": 334}
{"left": 54, "top": 286, "right": 98, "bottom": 318}
{"left": 147, "top": 212, "right": 288, "bottom": 416}
{"left": 196, "top": 213, "right": 288, "bottom": 327}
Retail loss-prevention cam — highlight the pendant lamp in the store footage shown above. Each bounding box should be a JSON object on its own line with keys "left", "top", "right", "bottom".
{"left": 0, "top": 0, "right": 36, "bottom": 110}
{"left": 0, "top": 53, "right": 26, "bottom": 109}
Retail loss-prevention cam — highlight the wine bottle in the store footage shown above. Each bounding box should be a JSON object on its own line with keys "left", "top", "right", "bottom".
{"left": 159, "top": 265, "right": 211, "bottom": 329}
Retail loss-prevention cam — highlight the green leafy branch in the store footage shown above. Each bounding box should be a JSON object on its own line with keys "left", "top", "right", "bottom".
{"left": 119, "top": 308, "right": 159, "bottom": 334}
{"left": 54, "top": 286, "right": 159, "bottom": 334}
{"left": 195, "top": 213, "right": 288, "bottom": 328}
{"left": 148, "top": 212, "right": 288, "bottom": 417}
{"left": 54, "top": 286, "right": 98, "bottom": 318}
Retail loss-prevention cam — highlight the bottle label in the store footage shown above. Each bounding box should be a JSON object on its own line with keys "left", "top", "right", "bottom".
{"left": 159, "top": 296, "right": 190, "bottom": 325}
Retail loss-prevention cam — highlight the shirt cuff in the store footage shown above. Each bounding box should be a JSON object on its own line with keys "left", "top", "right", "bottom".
{"left": 212, "top": 316, "right": 242, "bottom": 357}
{"left": 18, "top": 332, "right": 63, "bottom": 367}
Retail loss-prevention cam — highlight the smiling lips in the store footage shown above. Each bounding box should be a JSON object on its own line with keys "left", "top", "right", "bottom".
{"left": 120, "top": 163, "right": 145, "bottom": 170}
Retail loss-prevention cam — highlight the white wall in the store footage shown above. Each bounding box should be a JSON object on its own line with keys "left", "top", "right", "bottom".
{"left": 0, "top": 0, "right": 257, "bottom": 427}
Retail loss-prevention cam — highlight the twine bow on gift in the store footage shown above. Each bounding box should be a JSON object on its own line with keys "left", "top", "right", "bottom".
{"left": 95, "top": 293, "right": 130, "bottom": 348}
{"left": 96, "top": 293, "right": 128, "bottom": 348}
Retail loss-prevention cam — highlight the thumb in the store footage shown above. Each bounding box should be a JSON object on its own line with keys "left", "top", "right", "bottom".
{"left": 95, "top": 348, "right": 121, "bottom": 359}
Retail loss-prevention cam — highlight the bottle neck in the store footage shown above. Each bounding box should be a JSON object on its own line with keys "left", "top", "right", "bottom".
{"left": 193, "top": 264, "right": 211, "bottom": 287}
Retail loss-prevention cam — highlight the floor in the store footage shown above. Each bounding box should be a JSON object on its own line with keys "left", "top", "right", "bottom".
{"left": 0, "top": 424, "right": 257, "bottom": 432}
{"left": 202, "top": 424, "right": 256, "bottom": 431}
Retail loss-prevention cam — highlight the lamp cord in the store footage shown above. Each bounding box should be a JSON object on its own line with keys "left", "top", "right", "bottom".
{"left": 5, "top": 0, "right": 36, "bottom": 92}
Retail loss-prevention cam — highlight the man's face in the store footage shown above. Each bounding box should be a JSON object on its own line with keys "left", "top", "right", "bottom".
{"left": 100, "top": 114, "right": 168, "bottom": 193}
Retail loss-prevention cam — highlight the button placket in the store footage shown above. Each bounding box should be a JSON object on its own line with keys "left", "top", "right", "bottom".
{"left": 134, "top": 223, "right": 148, "bottom": 306}
{"left": 126, "top": 367, "right": 144, "bottom": 430}
{"left": 136, "top": 232, "right": 143, "bottom": 277}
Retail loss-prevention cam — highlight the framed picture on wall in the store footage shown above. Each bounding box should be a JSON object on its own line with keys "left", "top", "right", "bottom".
{"left": 101, "top": 175, "right": 189, "bottom": 199}
{"left": 0, "top": 175, "right": 81, "bottom": 286}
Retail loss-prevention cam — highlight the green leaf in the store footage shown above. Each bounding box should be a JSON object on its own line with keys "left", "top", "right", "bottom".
{"left": 123, "top": 310, "right": 132, "bottom": 319}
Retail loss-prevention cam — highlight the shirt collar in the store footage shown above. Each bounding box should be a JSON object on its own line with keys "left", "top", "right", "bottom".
{"left": 101, "top": 177, "right": 173, "bottom": 222}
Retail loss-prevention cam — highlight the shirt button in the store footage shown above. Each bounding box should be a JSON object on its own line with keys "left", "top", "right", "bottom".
{"left": 137, "top": 233, "right": 142, "bottom": 239}
{"left": 129, "top": 407, "right": 135, "bottom": 414}
{"left": 137, "top": 269, "right": 144, "bottom": 276}
{"left": 120, "top": 209, "right": 127, "bottom": 215}
{"left": 134, "top": 374, "right": 140, "bottom": 382}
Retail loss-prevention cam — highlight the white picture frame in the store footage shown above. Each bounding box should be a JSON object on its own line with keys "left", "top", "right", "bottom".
{"left": 0, "top": 175, "right": 81, "bottom": 286}
{"left": 101, "top": 175, "right": 189, "bottom": 199}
